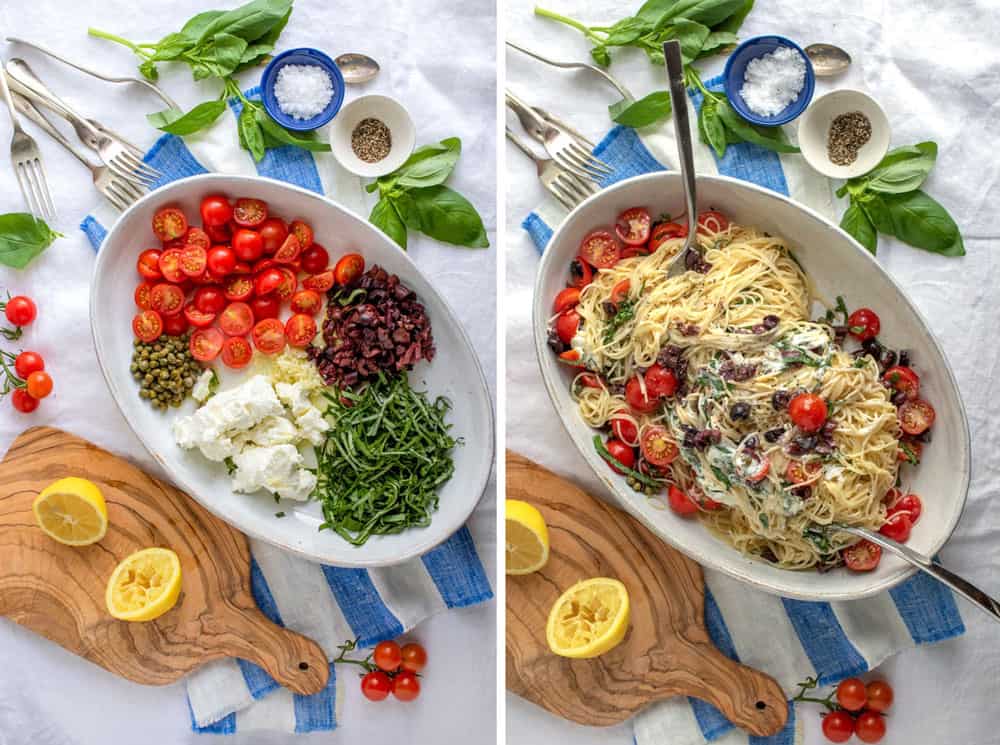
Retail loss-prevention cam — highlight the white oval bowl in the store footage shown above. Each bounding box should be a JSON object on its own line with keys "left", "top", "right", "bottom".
{"left": 532, "top": 172, "right": 969, "bottom": 601}
{"left": 92, "top": 174, "right": 494, "bottom": 567}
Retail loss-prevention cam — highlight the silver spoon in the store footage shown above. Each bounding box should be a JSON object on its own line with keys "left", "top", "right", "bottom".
{"left": 805, "top": 43, "right": 852, "bottom": 76}
{"left": 335, "top": 53, "right": 380, "bottom": 84}
{"left": 834, "top": 525, "right": 1000, "bottom": 624}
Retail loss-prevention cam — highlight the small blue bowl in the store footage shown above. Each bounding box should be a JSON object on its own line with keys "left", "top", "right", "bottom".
{"left": 723, "top": 35, "right": 814, "bottom": 126}
{"left": 260, "top": 48, "right": 345, "bottom": 131}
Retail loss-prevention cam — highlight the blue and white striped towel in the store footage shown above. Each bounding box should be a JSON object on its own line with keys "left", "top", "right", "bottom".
{"left": 81, "top": 88, "right": 493, "bottom": 735}
{"left": 523, "top": 76, "right": 965, "bottom": 745}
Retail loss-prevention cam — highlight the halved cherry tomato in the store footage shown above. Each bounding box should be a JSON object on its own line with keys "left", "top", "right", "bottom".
{"left": 137, "top": 249, "right": 163, "bottom": 280}
{"left": 620, "top": 244, "right": 649, "bottom": 260}
{"left": 889, "top": 492, "right": 922, "bottom": 523}
{"left": 183, "top": 303, "right": 216, "bottom": 328}
{"left": 645, "top": 364, "right": 677, "bottom": 398}
{"left": 568, "top": 258, "right": 593, "bottom": 288}
{"left": 641, "top": 425, "right": 679, "bottom": 466}
{"left": 843, "top": 539, "right": 882, "bottom": 571}
{"left": 602, "top": 438, "right": 635, "bottom": 474}
{"left": 274, "top": 233, "right": 301, "bottom": 264}
{"left": 847, "top": 307, "right": 881, "bottom": 341}
{"left": 883, "top": 365, "right": 920, "bottom": 400}
{"left": 194, "top": 286, "right": 226, "bottom": 314}
{"left": 552, "top": 287, "right": 581, "bottom": 314}
{"left": 736, "top": 450, "right": 770, "bottom": 483}
{"left": 614, "top": 207, "right": 651, "bottom": 246}
{"left": 221, "top": 336, "right": 253, "bottom": 368}
{"left": 899, "top": 399, "right": 935, "bottom": 435}
{"left": 190, "top": 327, "right": 224, "bottom": 361}
{"left": 611, "top": 411, "right": 638, "bottom": 446}
{"left": 232, "top": 228, "right": 264, "bottom": 262}
{"left": 303, "top": 271, "right": 335, "bottom": 293}
{"left": 134, "top": 282, "right": 154, "bottom": 309}
{"left": 289, "top": 219, "right": 314, "bottom": 249}
{"left": 224, "top": 276, "right": 254, "bottom": 302}
{"left": 290, "top": 290, "right": 323, "bottom": 315}
{"left": 300, "top": 243, "right": 329, "bottom": 274}
{"left": 898, "top": 437, "right": 923, "bottom": 464}
{"left": 200, "top": 195, "right": 232, "bottom": 227}
{"left": 158, "top": 248, "right": 186, "bottom": 283}
{"left": 879, "top": 511, "right": 912, "bottom": 542}
{"left": 697, "top": 210, "right": 729, "bottom": 235}
{"left": 258, "top": 217, "right": 288, "bottom": 254}
{"left": 233, "top": 197, "right": 267, "bottom": 227}
{"left": 220, "top": 302, "right": 254, "bottom": 336}
{"left": 255, "top": 268, "right": 285, "bottom": 297}
{"left": 555, "top": 310, "right": 579, "bottom": 345}
{"left": 274, "top": 268, "right": 298, "bottom": 301}
{"left": 334, "top": 253, "right": 365, "bottom": 286}
{"left": 184, "top": 226, "right": 211, "bottom": 251}
{"left": 558, "top": 349, "right": 583, "bottom": 366}
{"left": 577, "top": 373, "right": 602, "bottom": 389}
{"left": 251, "top": 295, "right": 281, "bottom": 320}
{"left": 162, "top": 312, "right": 189, "bottom": 336}
{"left": 610, "top": 279, "right": 630, "bottom": 304}
{"left": 252, "top": 258, "right": 278, "bottom": 275}
{"left": 578, "top": 229, "right": 621, "bottom": 269}
{"left": 180, "top": 245, "right": 207, "bottom": 277}
{"left": 625, "top": 376, "right": 659, "bottom": 413}
{"left": 150, "top": 283, "right": 185, "bottom": 316}
{"left": 649, "top": 221, "right": 687, "bottom": 252}
{"left": 668, "top": 484, "right": 699, "bottom": 515}
{"left": 785, "top": 459, "right": 821, "bottom": 485}
{"left": 788, "top": 393, "right": 828, "bottom": 433}
{"left": 252, "top": 318, "right": 286, "bottom": 354}
{"left": 207, "top": 245, "right": 237, "bottom": 276}
{"left": 285, "top": 313, "right": 317, "bottom": 347}
{"left": 152, "top": 207, "right": 187, "bottom": 242}
{"left": 132, "top": 310, "right": 163, "bottom": 342}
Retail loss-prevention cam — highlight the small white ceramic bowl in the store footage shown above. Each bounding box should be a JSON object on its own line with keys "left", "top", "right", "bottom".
{"left": 329, "top": 95, "right": 415, "bottom": 178}
{"left": 798, "top": 89, "right": 890, "bottom": 179}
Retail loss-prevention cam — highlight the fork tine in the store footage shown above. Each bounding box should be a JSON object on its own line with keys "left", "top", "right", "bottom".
{"left": 568, "top": 141, "right": 614, "bottom": 174}
{"left": 558, "top": 173, "right": 592, "bottom": 203}
{"left": 116, "top": 175, "right": 146, "bottom": 201}
{"left": 550, "top": 179, "right": 580, "bottom": 210}
{"left": 545, "top": 180, "right": 575, "bottom": 210}
{"left": 108, "top": 156, "right": 157, "bottom": 187}
{"left": 14, "top": 163, "right": 40, "bottom": 218}
{"left": 116, "top": 149, "right": 162, "bottom": 179}
{"left": 29, "top": 159, "right": 56, "bottom": 221}
{"left": 565, "top": 148, "right": 610, "bottom": 181}
{"left": 22, "top": 161, "right": 49, "bottom": 221}
{"left": 101, "top": 182, "right": 128, "bottom": 211}
{"left": 554, "top": 150, "right": 601, "bottom": 183}
{"left": 107, "top": 178, "right": 138, "bottom": 209}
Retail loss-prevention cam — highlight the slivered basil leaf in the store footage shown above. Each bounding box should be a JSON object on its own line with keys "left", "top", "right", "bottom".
{"left": 609, "top": 91, "right": 672, "bottom": 128}
{"left": 147, "top": 100, "right": 227, "bottom": 135}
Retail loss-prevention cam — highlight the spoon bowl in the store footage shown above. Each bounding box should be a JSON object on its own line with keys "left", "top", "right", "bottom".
{"left": 805, "top": 43, "right": 852, "bottom": 76}
{"left": 335, "top": 53, "right": 380, "bottom": 84}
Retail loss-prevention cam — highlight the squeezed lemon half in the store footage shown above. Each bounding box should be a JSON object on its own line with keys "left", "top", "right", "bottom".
{"left": 106, "top": 547, "right": 183, "bottom": 622}
{"left": 33, "top": 477, "right": 108, "bottom": 546}
{"left": 505, "top": 499, "right": 549, "bottom": 575}
{"left": 546, "top": 577, "right": 630, "bottom": 658}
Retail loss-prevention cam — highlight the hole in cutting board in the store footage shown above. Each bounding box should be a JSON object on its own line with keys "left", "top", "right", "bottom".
{"left": 756, "top": 701, "right": 767, "bottom": 710}
{"left": 299, "top": 661, "right": 310, "bottom": 670}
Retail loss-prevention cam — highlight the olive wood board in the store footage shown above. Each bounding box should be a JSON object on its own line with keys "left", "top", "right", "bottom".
{"left": 506, "top": 451, "right": 787, "bottom": 735}
{"left": 0, "top": 427, "right": 328, "bottom": 694}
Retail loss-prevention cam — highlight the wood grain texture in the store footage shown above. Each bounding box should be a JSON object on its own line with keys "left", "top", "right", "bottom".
{"left": 506, "top": 451, "right": 787, "bottom": 735}
{"left": 0, "top": 427, "right": 328, "bottom": 694}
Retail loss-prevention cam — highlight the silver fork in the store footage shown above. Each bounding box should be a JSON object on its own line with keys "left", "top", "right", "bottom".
{"left": 0, "top": 55, "right": 55, "bottom": 221}
{"left": 13, "top": 92, "right": 145, "bottom": 211}
{"left": 505, "top": 90, "right": 613, "bottom": 183}
{"left": 506, "top": 126, "right": 595, "bottom": 210}
{"left": 6, "top": 59, "right": 161, "bottom": 186}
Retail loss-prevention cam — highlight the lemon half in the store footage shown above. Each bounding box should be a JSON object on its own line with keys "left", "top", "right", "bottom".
{"left": 33, "top": 477, "right": 108, "bottom": 546}
{"left": 546, "top": 577, "right": 630, "bottom": 658}
{"left": 505, "top": 499, "right": 549, "bottom": 575}
{"left": 106, "top": 547, "right": 182, "bottom": 622}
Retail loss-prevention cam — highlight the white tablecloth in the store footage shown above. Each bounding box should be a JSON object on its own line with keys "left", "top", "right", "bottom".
{"left": 0, "top": 0, "right": 496, "bottom": 743}
{"left": 504, "top": 1, "right": 1000, "bottom": 744}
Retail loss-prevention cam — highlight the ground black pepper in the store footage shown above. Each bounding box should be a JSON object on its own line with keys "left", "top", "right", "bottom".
{"left": 827, "top": 111, "right": 872, "bottom": 166}
{"left": 351, "top": 117, "right": 392, "bottom": 163}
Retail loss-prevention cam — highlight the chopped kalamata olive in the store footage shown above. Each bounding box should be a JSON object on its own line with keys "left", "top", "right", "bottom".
{"left": 916, "top": 428, "right": 932, "bottom": 444}
{"left": 862, "top": 337, "right": 881, "bottom": 355}
{"left": 730, "top": 402, "right": 751, "bottom": 420}
{"left": 898, "top": 349, "right": 911, "bottom": 367}
{"left": 684, "top": 248, "right": 700, "bottom": 270}
{"left": 547, "top": 327, "right": 568, "bottom": 354}
{"left": 772, "top": 390, "right": 791, "bottom": 410}
{"left": 891, "top": 390, "right": 907, "bottom": 406}
{"left": 744, "top": 434, "right": 759, "bottom": 449}
{"left": 814, "top": 441, "right": 834, "bottom": 455}
{"left": 680, "top": 323, "right": 700, "bottom": 337}
{"left": 602, "top": 300, "right": 617, "bottom": 317}
{"left": 762, "top": 314, "right": 780, "bottom": 329}
{"left": 789, "top": 434, "right": 818, "bottom": 454}
{"left": 764, "top": 427, "right": 785, "bottom": 443}
{"left": 681, "top": 424, "right": 698, "bottom": 449}
{"left": 822, "top": 420, "right": 837, "bottom": 436}
{"left": 569, "top": 259, "right": 587, "bottom": 284}
{"left": 692, "top": 428, "right": 722, "bottom": 449}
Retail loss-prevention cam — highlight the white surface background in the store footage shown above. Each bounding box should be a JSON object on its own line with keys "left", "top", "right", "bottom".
{"left": 0, "top": 0, "right": 497, "bottom": 743}
{"left": 504, "top": 1, "right": 1000, "bottom": 744}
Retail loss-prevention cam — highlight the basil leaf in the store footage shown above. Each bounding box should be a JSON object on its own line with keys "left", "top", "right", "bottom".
{"left": 0, "top": 214, "right": 61, "bottom": 269}
{"left": 369, "top": 198, "right": 408, "bottom": 250}
{"left": 610, "top": 91, "right": 672, "bottom": 128}
{"left": 235, "top": 7, "right": 290, "bottom": 70}
{"left": 671, "top": 19, "right": 711, "bottom": 63}
{"left": 858, "top": 193, "right": 894, "bottom": 234}
{"left": 189, "top": 33, "right": 248, "bottom": 79}
{"left": 138, "top": 60, "right": 159, "bottom": 82}
{"left": 635, "top": 0, "right": 675, "bottom": 25}
{"left": 591, "top": 44, "right": 612, "bottom": 66}
{"left": 697, "top": 30, "right": 739, "bottom": 58}
{"left": 717, "top": 100, "right": 799, "bottom": 153}
{"left": 238, "top": 104, "right": 265, "bottom": 162}
{"left": 147, "top": 100, "right": 227, "bottom": 135}
{"left": 882, "top": 189, "right": 964, "bottom": 256}
{"left": 698, "top": 98, "right": 727, "bottom": 157}
{"left": 149, "top": 32, "right": 193, "bottom": 61}
{"left": 862, "top": 141, "right": 938, "bottom": 194}
{"left": 649, "top": 0, "right": 750, "bottom": 28}
{"left": 604, "top": 17, "right": 649, "bottom": 46}
{"left": 393, "top": 138, "right": 462, "bottom": 188}
{"left": 840, "top": 202, "right": 877, "bottom": 254}
{"left": 643, "top": 45, "right": 665, "bottom": 66}
{"left": 714, "top": 0, "right": 754, "bottom": 33}
{"left": 178, "top": 10, "right": 226, "bottom": 41}
{"left": 394, "top": 186, "right": 489, "bottom": 248}
{"left": 255, "top": 110, "right": 332, "bottom": 152}
{"left": 195, "top": 0, "right": 293, "bottom": 45}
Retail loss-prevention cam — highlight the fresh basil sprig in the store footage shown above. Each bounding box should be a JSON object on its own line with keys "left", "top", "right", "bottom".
{"left": 89, "top": 0, "right": 329, "bottom": 162}
{"left": 367, "top": 138, "right": 489, "bottom": 250}
{"left": 836, "top": 142, "right": 964, "bottom": 257}
{"left": 0, "top": 214, "right": 61, "bottom": 270}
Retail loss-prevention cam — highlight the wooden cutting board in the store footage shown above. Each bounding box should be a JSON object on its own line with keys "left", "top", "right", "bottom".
{"left": 0, "top": 427, "right": 328, "bottom": 694}
{"left": 506, "top": 451, "right": 787, "bottom": 735}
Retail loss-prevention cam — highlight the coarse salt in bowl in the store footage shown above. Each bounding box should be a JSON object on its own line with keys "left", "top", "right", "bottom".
{"left": 261, "top": 48, "right": 345, "bottom": 131}
{"left": 724, "top": 36, "right": 815, "bottom": 126}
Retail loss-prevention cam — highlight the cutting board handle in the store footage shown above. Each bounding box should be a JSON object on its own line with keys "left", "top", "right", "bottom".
{"left": 216, "top": 606, "right": 330, "bottom": 695}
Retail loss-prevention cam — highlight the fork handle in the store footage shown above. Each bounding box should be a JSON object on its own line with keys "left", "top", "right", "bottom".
{"left": 505, "top": 90, "right": 552, "bottom": 145}
{"left": 12, "top": 93, "right": 93, "bottom": 169}
{"left": 5, "top": 58, "right": 102, "bottom": 146}
{"left": 505, "top": 126, "right": 542, "bottom": 164}
{"left": 0, "top": 55, "right": 23, "bottom": 134}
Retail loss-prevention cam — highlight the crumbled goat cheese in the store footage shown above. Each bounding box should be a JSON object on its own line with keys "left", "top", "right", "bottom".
{"left": 739, "top": 46, "right": 806, "bottom": 117}
{"left": 192, "top": 369, "right": 216, "bottom": 403}
{"left": 273, "top": 64, "right": 334, "bottom": 120}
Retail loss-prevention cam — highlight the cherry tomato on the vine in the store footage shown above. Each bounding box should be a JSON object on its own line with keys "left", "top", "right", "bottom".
{"left": 360, "top": 671, "right": 392, "bottom": 702}
{"left": 5, "top": 295, "right": 36, "bottom": 326}
{"left": 821, "top": 711, "right": 855, "bottom": 744}
{"left": 373, "top": 641, "right": 402, "bottom": 672}
{"left": 855, "top": 711, "right": 886, "bottom": 743}
{"left": 400, "top": 643, "right": 427, "bottom": 673}
{"left": 865, "top": 680, "right": 894, "bottom": 713}
{"left": 11, "top": 388, "right": 38, "bottom": 413}
{"left": 391, "top": 670, "right": 421, "bottom": 702}
{"left": 835, "top": 677, "right": 867, "bottom": 712}
{"left": 14, "top": 351, "right": 44, "bottom": 378}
